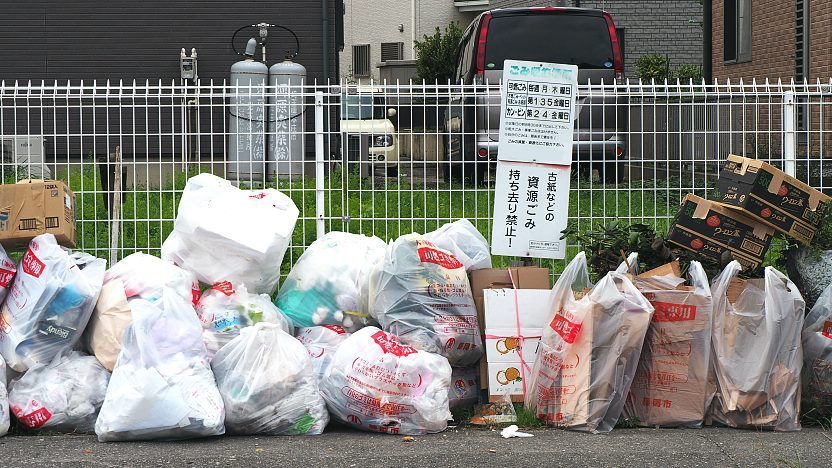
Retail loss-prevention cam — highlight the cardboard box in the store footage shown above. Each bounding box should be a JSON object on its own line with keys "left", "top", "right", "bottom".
{"left": 487, "top": 361, "right": 530, "bottom": 403}
{"left": 483, "top": 289, "right": 551, "bottom": 329}
{"left": 469, "top": 267, "right": 550, "bottom": 390}
{"left": 666, "top": 194, "right": 774, "bottom": 270}
{"left": 625, "top": 265, "right": 713, "bottom": 427}
{"left": 0, "top": 180, "right": 76, "bottom": 249}
{"left": 713, "top": 154, "right": 831, "bottom": 244}
{"left": 484, "top": 327, "right": 542, "bottom": 364}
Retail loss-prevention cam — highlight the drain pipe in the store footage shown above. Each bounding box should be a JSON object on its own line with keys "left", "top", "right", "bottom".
{"left": 322, "top": 0, "right": 330, "bottom": 80}
{"left": 703, "top": 0, "right": 712, "bottom": 83}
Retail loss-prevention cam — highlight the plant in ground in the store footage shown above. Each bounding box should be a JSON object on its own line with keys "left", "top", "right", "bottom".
{"left": 414, "top": 22, "right": 463, "bottom": 84}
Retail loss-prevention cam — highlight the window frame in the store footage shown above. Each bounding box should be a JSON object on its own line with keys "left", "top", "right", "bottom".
{"left": 352, "top": 44, "right": 371, "bottom": 77}
{"left": 724, "top": 0, "right": 752, "bottom": 64}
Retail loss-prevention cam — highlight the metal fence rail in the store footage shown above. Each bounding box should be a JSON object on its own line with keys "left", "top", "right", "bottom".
{"left": 1, "top": 79, "right": 830, "bottom": 277}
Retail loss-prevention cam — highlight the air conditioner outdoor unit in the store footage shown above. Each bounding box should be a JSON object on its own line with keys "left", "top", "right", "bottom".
{"left": 0, "top": 136, "right": 51, "bottom": 178}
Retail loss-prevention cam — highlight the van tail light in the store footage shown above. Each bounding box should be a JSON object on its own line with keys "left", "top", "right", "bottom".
{"left": 474, "top": 12, "right": 493, "bottom": 77}
{"left": 603, "top": 12, "right": 624, "bottom": 81}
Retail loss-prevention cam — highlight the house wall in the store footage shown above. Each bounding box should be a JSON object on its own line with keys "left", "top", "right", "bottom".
{"left": 0, "top": 0, "right": 338, "bottom": 82}
{"left": 711, "top": 0, "right": 796, "bottom": 81}
{"left": 341, "top": 0, "right": 476, "bottom": 81}
{"left": 808, "top": 0, "right": 832, "bottom": 81}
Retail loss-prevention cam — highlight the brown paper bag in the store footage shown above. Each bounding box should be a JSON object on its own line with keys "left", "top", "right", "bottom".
{"left": 84, "top": 279, "right": 132, "bottom": 371}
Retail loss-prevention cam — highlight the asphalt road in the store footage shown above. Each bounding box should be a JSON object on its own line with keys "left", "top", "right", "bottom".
{"left": 2, "top": 425, "right": 831, "bottom": 467}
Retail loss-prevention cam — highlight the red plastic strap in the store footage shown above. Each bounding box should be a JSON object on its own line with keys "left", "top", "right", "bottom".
{"left": 507, "top": 269, "right": 530, "bottom": 398}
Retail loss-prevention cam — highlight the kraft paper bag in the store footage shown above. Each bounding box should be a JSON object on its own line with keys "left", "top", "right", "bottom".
{"left": 85, "top": 280, "right": 132, "bottom": 371}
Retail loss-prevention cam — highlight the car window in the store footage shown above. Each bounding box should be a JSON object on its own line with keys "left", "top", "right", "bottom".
{"left": 341, "top": 95, "right": 385, "bottom": 120}
{"left": 483, "top": 14, "right": 614, "bottom": 70}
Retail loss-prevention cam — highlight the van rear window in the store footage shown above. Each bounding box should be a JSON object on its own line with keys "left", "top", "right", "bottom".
{"left": 483, "top": 14, "right": 614, "bottom": 70}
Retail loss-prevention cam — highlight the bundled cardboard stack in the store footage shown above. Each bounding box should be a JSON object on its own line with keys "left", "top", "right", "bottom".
{"left": 666, "top": 154, "right": 830, "bottom": 269}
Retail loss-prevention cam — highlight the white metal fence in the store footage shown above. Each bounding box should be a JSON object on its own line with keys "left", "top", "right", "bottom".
{"left": 1, "top": 79, "right": 830, "bottom": 276}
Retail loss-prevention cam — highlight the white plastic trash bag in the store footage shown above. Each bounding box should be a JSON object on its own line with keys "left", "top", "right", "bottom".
{"left": 0, "top": 354, "right": 8, "bottom": 437}
{"left": 196, "top": 281, "right": 293, "bottom": 359}
{"left": 0, "top": 234, "right": 106, "bottom": 372}
{"left": 0, "top": 244, "right": 17, "bottom": 306}
{"left": 424, "top": 219, "right": 492, "bottom": 271}
{"left": 296, "top": 325, "right": 351, "bottom": 382}
{"left": 710, "top": 261, "right": 804, "bottom": 431}
{"left": 623, "top": 260, "right": 714, "bottom": 428}
{"left": 803, "top": 281, "right": 832, "bottom": 418}
{"left": 369, "top": 234, "right": 483, "bottom": 367}
{"left": 102, "top": 252, "right": 199, "bottom": 304}
{"left": 95, "top": 291, "right": 225, "bottom": 441}
{"left": 211, "top": 322, "right": 329, "bottom": 435}
{"left": 276, "top": 232, "right": 386, "bottom": 331}
{"left": 527, "top": 252, "right": 654, "bottom": 433}
{"left": 320, "top": 326, "right": 452, "bottom": 435}
{"left": 161, "top": 173, "right": 299, "bottom": 295}
{"left": 8, "top": 351, "right": 109, "bottom": 432}
{"left": 85, "top": 253, "right": 199, "bottom": 371}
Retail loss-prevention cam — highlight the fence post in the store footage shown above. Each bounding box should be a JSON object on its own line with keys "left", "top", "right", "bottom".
{"left": 315, "top": 90, "right": 325, "bottom": 239}
{"left": 783, "top": 90, "right": 797, "bottom": 177}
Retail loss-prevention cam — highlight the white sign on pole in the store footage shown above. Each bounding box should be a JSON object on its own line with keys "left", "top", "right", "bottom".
{"left": 497, "top": 60, "right": 578, "bottom": 165}
{"left": 490, "top": 160, "right": 571, "bottom": 259}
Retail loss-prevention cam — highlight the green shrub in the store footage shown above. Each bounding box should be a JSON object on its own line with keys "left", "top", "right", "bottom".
{"left": 414, "top": 22, "right": 464, "bottom": 84}
{"left": 674, "top": 64, "right": 703, "bottom": 83}
{"left": 634, "top": 54, "right": 671, "bottom": 83}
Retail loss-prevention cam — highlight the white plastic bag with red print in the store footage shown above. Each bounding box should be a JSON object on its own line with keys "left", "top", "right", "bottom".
{"left": 161, "top": 173, "right": 299, "bottom": 295}
{"left": 424, "top": 219, "right": 492, "bottom": 272}
{"left": 710, "top": 261, "right": 804, "bottom": 431}
{"left": 0, "top": 244, "right": 17, "bottom": 306}
{"left": 296, "top": 325, "right": 350, "bottom": 382}
{"left": 196, "top": 281, "right": 293, "bottom": 360}
{"left": 8, "top": 350, "right": 110, "bottom": 433}
{"left": 527, "top": 252, "right": 654, "bottom": 433}
{"left": 803, "top": 281, "right": 832, "bottom": 419}
{"left": 0, "top": 354, "right": 8, "bottom": 436}
{"left": 369, "top": 234, "right": 482, "bottom": 367}
{"left": 95, "top": 290, "right": 225, "bottom": 441}
{"left": 448, "top": 366, "right": 479, "bottom": 409}
{"left": 0, "top": 234, "right": 106, "bottom": 373}
{"left": 211, "top": 322, "right": 329, "bottom": 435}
{"left": 320, "top": 326, "right": 452, "bottom": 435}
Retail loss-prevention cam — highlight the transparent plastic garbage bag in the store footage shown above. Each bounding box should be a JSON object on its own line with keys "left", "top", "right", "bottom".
{"left": 320, "top": 326, "right": 452, "bottom": 435}
{"left": 527, "top": 252, "right": 654, "bottom": 433}
{"left": 161, "top": 173, "right": 299, "bottom": 295}
{"left": 211, "top": 322, "right": 329, "bottom": 435}
{"left": 196, "top": 281, "right": 292, "bottom": 360}
{"left": 95, "top": 291, "right": 225, "bottom": 441}
{"left": 296, "top": 325, "right": 351, "bottom": 382}
{"left": 0, "top": 244, "right": 17, "bottom": 306}
{"left": 0, "top": 234, "right": 106, "bottom": 373}
{"left": 0, "top": 354, "right": 8, "bottom": 436}
{"left": 369, "top": 234, "right": 483, "bottom": 367}
{"left": 8, "top": 350, "right": 109, "bottom": 433}
{"left": 803, "top": 281, "right": 832, "bottom": 418}
{"left": 276, "top": 232, "right": 386, "bottom": 331}
{"left": 424, "top": 219, "right": 492, "bottom": 272}
{"left": 709, "top": 261, "right": 803, "bottom": 431}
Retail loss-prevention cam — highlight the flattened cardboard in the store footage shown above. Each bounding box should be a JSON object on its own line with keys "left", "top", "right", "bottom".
{"left": 484, "top": 327, "right": 542, "bottom": 364}
{"left": 666, "top": 194, "right": 774, "bottom": 270}
{"left": 483, "top": 289, "right": 552, "bottom": 329}
{"left": 487, "top": 361, "right": 530, "bottom": 403}
{"left": 713, "top": 154, "right": 831, "bottom": 244}
{"left": 0, "top": 180, "right": 76, "bottom": 249}
{"left": 469, "top": 267, "right": 550, "bottom": 390}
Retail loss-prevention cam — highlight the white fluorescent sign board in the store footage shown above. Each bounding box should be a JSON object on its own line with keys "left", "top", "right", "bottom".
{"left": 491, "top": 160, "right": 571, "bottom": 259}
{"left": 497, "top": 60, "right": 578, "bottom": 165}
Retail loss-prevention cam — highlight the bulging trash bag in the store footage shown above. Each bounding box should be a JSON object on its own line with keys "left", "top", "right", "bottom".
{"left": 0, "top": 234, "right": 106, "bottom": 373}
{"left": 296, "top": 325, "right": 351, "bottom": 382}
{"left": 803, "top": 281, "right": 832, "bottom": 418}
{"left": 8, "top": 350, "right": 109, "bottom": 433}
{"left": 161, "top": 173, "right": 299, "bottom": 295}
{"left": 623, "top": 260, "right": 714, "bottom": 428}
{"left": 320, "top": 326, "right": 452, "bottom": 435}
{"left": 95, "top": 291, "right": 225, "bottom": 441}
{"left": 369, "top": 234, "right": 483, "bottom": 367}
{"left": 448, "top": 366, "right": 479, "bottom": 409}
{"left": 196, "top": 281, "right": 293, "bottom": 359}
{"left": 0, "top": 354, "right": 8, "bottom": 436}
{"left": 276, "top": 232, "right": 386, "bottom": 331}
{"left": 527, "top": 252, "right": 654, "bottom": 433}
{"left": 85, "top": 253, "right": 199, "bottom": 371}
{"left": 424, "top": 219, "right": 492, "bottom": 271}
{"left": 0, "top": 244, "right": 17, "bottom": 306}
{"left": 211, "top": 322, "right": 329, "bottom": 435}
{"left": 710, "top": 261, "right": 804, "bottom": 431}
